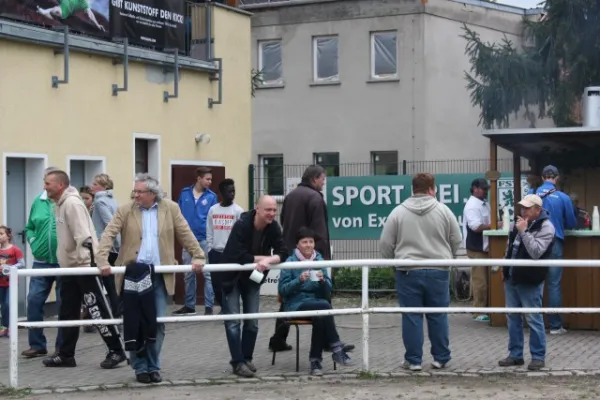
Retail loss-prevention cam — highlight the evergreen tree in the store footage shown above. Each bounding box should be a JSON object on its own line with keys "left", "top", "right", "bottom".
{"left": 462, "top": 0, "right": 600, "bottom": 129}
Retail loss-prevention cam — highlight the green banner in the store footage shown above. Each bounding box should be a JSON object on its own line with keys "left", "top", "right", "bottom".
{"left": 325, "top": 173, "right": 527, "bottom": 240}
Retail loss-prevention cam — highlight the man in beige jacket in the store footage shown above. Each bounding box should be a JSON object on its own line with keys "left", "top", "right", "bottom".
{"left": 41, "top": 170, "right": 127, "bottom": 370}
{"left": 97, "top": 173, "right": 205, "bottom": 384}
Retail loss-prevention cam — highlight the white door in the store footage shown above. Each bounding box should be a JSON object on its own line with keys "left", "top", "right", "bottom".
{"left": 6, "top": 158, "right": 28, "bottom": 317}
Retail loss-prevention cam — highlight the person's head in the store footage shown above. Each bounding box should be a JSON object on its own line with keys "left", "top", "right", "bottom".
{"left": 133, "top": 173, "right": 164, "bottom": 209}
{"left": 519, "top": 194, "right": 543, "bottom": 220}
{"left": 219, "top": 178, "right": 235, "bottom": 204}
{"left": 42, "top": 166, "right": 59, "bottom": 189}
{"left": 0, "top": 226, "right": 12, "bottom": 245}
{"left": 301, "top": 165, "right": 326, "bottom": 192}
{"left": 91, "top": 173, "right": 114, "bottom": 194}
{"left": 254, "top": 195, "right": 277, "bottom": 228}
{"left": 195, "top": 167, "right": 213, "bottom": 190}
{"left": 295, "top": 227, "right": 316, "bottom": 258}
{"left": 412, "top": 173, "right": 436, "bottom": 197}
{"left": 470, "top": 178, "right": 490, "bottom": 201}
{"left": 541, "top": 165, "right": 559, "bottom": 184}
{"left": 44, "top": 170, "right": 70, "bottom": 201}
{"left": 79, "top": 186, "right": 94, "bottom": 211}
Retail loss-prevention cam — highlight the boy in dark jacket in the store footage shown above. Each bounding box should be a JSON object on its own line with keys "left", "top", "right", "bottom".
{"left": 499, "top": 194, "right": 555, "bottom": 372}
{"left": 220, "top": 195, "right": 288, "bottom": 378}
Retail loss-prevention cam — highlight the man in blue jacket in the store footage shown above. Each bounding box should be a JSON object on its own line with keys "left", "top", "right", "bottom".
{"left": 528, "top": 165, "right": 576, "bottom": 335}
{"left": 173, "top": 167, "right": 218, "bottom": 316}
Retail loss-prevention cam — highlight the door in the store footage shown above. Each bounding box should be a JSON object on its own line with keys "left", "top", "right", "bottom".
{"left": 6, "top": 158, "right": 28, "bottom": 318}
{"left": 171, "top": 165, "right": 225, "bottom": 305}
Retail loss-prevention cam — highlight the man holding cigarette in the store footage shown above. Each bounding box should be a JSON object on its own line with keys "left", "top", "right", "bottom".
{"left": 219, "top": 195, "right": 288, "bottom": 378}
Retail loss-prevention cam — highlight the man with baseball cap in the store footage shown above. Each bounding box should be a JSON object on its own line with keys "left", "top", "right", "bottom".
{"left": 462, "top": 178, "right": 498, "bottom": 323}
{"left": 499, "top": 194, "right": 555, "bottom": 371}
{"left": 528, "top": 165, "right": 576, "bottom": 335}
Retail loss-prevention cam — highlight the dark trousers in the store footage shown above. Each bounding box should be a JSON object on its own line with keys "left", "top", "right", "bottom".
{"left": 59, "top": 275, "right": 123, "bottom": 358}
{"left": 272, "top": 303, "right": 290, "bottom": 342}
{"left": 298, "top": 300, "right": 340, "bottom": 361}
{"left": 208, "top": 250, "right": 224, "bottom": 307}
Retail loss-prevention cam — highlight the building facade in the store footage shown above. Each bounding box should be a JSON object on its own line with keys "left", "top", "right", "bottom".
{"left": 0, "top": 4, "right": 252, "bottom": 313}
{"left": 246, "top": 0, "right": 545, "bottom": 196}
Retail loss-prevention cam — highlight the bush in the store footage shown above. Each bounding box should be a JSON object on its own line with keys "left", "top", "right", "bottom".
{"left": 333, "top": 267, "right": 396, "bottom": 291}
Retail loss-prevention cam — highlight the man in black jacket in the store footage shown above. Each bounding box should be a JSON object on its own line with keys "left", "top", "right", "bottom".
{"left": 220, "top": 195, "right": 288, "bottom": 378}
{"left": 499, "top": 194, "right": 555, "bottom": 372}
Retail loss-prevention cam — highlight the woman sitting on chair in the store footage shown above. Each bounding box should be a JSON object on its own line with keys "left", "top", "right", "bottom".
{"left": 278, "top": 227, "right": 354, "bottom": 376}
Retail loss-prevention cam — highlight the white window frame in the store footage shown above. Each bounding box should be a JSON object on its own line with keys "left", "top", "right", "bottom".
{"left": 66, "top": 155, "right": 106, "bottom": 188}
{"left": 258, "top": 39, "right": 283, "bottom": 85}
{"left": 370, "top": 31, "right": 398, "bottom": 79}
{"left": 312, "top": 35, "right": 340, "bottom": 83}
{"left": 132, "top": 133, "right": 161, "bottom": 185}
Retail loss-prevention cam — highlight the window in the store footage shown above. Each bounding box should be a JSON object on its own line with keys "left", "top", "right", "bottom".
{"left": 314, "top": 152, "right": 340, "bottom": 177}
{"left": 371, "top": 31, "right": 397, "bottom": 79}
{"left": 68, "top": 158, "right": 105, "bottom": 188}
{"left": 259, "top": 155, "right": 284, "bottom": 196}
{"left": 135, "top": 139, "right": 149, "bottom": 174}
{"left": 258, "top": 40, "right": 283, "bottom": 84}
{"left": 313, "top": 36, "right": 339, "bottom": 82}
{"left": 133, "top": 134, "right": 160, "bottom": 181}
{"left": 371, "top": 151, "right": 398, "bottom": 175}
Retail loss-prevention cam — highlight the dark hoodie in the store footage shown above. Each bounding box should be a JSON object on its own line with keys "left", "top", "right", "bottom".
{"left": 220, "top": 210, "right": 288, "bottom": 288}
{"left": 504, "top": 209, "right": 555, "bottom": 285}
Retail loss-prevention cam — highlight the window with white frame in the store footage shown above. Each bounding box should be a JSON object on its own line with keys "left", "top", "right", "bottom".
{"left": 259, "top": 155, "right": 284, "bottom": 196}
{"left": 313, "top": 35, "right": 339, "bottom": 82}
{"left": 258, "top": 40, "right": 283, "bottom": 85}
{"left": 371, "top": 151, "right": 398, "bottom": 175}
{"left": 371, "top": 31, "right": 397, "bottom": 79}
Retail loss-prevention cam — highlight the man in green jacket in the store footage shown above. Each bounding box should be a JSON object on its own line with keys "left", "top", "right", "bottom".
{"left": 21, "top": 167, "right": 63, "bottom": 358}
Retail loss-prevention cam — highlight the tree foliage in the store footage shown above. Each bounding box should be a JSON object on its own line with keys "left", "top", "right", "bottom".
{"left": 462, "top": 0, "right": 600, "bottom": 129}
{"left": 251, "top": 68, "right": 263, "bottom": 97}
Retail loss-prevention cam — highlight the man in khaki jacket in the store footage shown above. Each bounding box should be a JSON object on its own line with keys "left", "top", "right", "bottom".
{"left": 97, "top": 173, "right": 204, "bottom": 384}
{"left": 41, "top": 170, "right": 127, "bottom": 370}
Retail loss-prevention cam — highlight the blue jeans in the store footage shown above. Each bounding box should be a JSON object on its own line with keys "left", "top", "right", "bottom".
{"left": 504, "top": 281, "right": 546, "bottom": 360}
{"left": 131, "top": 275, "right": 167, "bottom": 375}
{"left": 395, "top": 269, "right": 451, "bottom": 365}
{"left": 547, "top": 239, "right": 564, "bottom": 330}
{"left": 27, "top": 262, "right": 63, "bottom": 351}
{"left": 0, "top": 286, "right": 8, "bottom": 327}
{"left": 222, "top": 280, "right": 261, "bottom": 366}
{"left": 183, "top": 241, "right": 213, "bottom": 309}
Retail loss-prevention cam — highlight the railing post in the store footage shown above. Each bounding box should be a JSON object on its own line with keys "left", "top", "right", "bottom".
{"left": 361, "top": 266, "right": 369, "bottom": 371}
{"left": 9, "top": 266, "right": 19, "bottom": 388}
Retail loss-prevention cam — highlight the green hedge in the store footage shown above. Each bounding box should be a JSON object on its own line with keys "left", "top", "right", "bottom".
{"left": 333, "top": 267, "right": 396, "bottom": 291}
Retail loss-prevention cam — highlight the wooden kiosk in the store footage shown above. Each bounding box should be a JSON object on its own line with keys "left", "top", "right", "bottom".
{"left": 482, "top": 127, "right": 600, "bottom": 330}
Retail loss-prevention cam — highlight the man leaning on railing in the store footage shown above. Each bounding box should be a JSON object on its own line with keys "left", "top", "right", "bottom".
{"left": 498, "top": 194, "right": 555, "bottom": 372}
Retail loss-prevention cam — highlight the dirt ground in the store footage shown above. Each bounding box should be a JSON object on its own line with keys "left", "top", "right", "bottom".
{"left": 27, "top": 376, "right": 600, "bottom": 400}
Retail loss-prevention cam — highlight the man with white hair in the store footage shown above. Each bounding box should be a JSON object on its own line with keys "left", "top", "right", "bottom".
{"left": 97, "top": 173, "right": 205, "bottom": 384}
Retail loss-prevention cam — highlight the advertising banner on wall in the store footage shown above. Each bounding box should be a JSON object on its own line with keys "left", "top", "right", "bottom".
{"left": 0, "top": 0, "right": 111, "bottom": 38}
{"left": 110, "top": 0, "right": 185, "bottom": 52}
{"left": 325, "top": 174, "right": 529, "bottom": 240}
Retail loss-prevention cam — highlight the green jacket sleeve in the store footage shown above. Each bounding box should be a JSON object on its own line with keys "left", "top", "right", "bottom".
{"left": 24, "top": 200, "right": 38, "bottom": 244}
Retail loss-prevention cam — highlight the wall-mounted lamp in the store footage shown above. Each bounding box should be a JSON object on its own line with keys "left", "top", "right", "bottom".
{"left": 195, "top": 133, "right": 211, "bottom": 145}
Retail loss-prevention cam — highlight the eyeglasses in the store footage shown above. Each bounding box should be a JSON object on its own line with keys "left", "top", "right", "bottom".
{"left": 131, "top": 190, "right": 151, "bottom": 195}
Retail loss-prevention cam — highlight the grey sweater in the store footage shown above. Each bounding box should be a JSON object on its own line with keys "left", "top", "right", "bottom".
{"left": 92, "top": 190, "right": 120, "bottom": 254}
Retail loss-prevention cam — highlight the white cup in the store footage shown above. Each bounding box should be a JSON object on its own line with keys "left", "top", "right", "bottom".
{"left": 2, "top": 266, "right": 9, "bottom": 276}
{"left": 309, "top": 270, "right": 320, "bottom": 282}
{"left": 249, "top": 269, "right": 264, "bottom": 284}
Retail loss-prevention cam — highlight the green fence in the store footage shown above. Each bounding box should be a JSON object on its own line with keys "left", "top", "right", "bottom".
{"left": 249, "top": 159, "right": 524, "bottom": 293}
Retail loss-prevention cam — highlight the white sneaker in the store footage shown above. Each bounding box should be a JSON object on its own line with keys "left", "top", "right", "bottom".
{"left": 431, "top": 360, "right": 447, "bottom": 369}
{"left": 550, "top": 327, "right": 567, "bottom": 335}
{"left": 402, "top": 361, "right": 422, "bottom": 371}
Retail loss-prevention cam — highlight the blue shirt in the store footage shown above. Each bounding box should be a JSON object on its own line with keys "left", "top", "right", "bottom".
{"left": 137, "top": 203, "right": 161, "bottom": 266}
{"left": 178, "top": 186, "right": 218, "bottom": 241}
{"left": 528, "top": 182, "right": 577, "bottom": 241}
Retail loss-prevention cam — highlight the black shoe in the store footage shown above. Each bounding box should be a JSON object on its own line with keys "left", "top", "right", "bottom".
{"left": 204, "top": 307, "right": 213, "bottom": 316}
{"left": 42, "top": 354, "right": 77, "bottom": 368}
{"left": 101, "top": 351, "right": 127, "bottom": 369}
{"left": 498, "top": 356, "right": 525, "bottom": 367}
{"left": 172, "top": 306, "right": 196, "bottom": 316}
{"left": 233, "top": 363, "right": 255, "bottom": 378}
{"left": 528, "top": 360, "right": 545, "bottom": 371}
{"left": 150, "top": 371, "right": 162, "bottom": 383}
{"left": 269, "top": 337, "right": 292, "bottom": 352}
{"left": 136, "top": 373, "right": 151, "bottom": 384}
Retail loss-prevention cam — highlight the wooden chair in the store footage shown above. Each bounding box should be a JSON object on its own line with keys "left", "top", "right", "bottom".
{"left": 271, "top": 295, "right": 337, "bottom": 372}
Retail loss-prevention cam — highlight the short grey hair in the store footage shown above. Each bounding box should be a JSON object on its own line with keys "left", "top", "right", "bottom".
{"left": 44, "top": 166, "right": 59, "bottom": 176}
{"left": 135, "top": 173, "right": 164, "bottom": 201}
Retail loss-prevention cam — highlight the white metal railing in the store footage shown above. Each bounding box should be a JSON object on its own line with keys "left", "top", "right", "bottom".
{"left": 8, "top": 258, "right": 600, "bottom": 388}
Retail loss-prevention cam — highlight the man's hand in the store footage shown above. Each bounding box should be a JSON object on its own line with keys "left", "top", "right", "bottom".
{"left": 99, "top": 265, "right": 112, "bottom": 277}
{"left": 299, "top": 271, "right": 310, "bottom": 282}
{"left": 192, "top": 261, "right": 204, "bottom": 273}
{"left": 516, "top": 216, "right": 528, "bottom": 233}
{"left": 97, "top": 24, "right": 106, "bottom": 32}
{"left": 256, "top": 256, "right": 279, "bottom": 272}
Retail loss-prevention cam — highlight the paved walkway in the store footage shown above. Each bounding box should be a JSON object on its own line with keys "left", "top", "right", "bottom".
{"left": 2, "top": 297, "right": 599, "bottom": 391}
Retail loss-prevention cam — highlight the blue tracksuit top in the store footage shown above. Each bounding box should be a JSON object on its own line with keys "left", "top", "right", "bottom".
{"left": 528, "top": 182, "right": 577, "bottom": 241}
{"left": 178, "top": 185, "right": 218, "bottom": 241}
